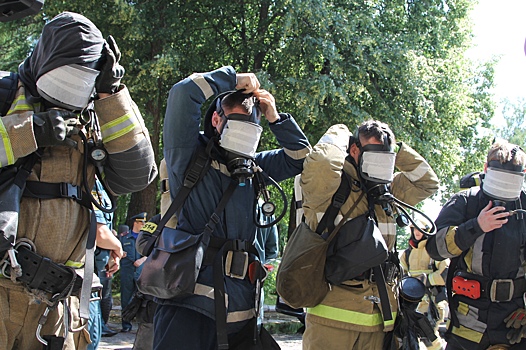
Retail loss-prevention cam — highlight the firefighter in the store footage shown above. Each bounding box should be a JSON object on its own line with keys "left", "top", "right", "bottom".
{"left": 427, "top": 140, "right": 526, "bottom": 349}
{"left": 0, "top": 12, "right": 157, "bottom": 350}
{"left": 401, "top": 219, "right": 449, "bottom": 349}
{"left": 300, "top": 121, "right": 439, "bottom": 349}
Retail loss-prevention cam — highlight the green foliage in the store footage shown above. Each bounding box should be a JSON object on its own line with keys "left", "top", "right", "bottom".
{"left": 494, "top": 98, "right": 526, "bottom": 148}
{"left": 0, "top": 0, "right": 497, "bottom": 240}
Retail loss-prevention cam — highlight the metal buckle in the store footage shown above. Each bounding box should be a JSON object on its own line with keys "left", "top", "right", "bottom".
{"left": 490, "top": 279, "right": 514, "bottom": 302}
{"left": 368, "top": 269, "right": 375, "bottom": 283}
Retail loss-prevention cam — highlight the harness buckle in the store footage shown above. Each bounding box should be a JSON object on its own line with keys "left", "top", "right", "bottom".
{"left": 490, "top": 279, "right": 514, "bottom": 302}
{"left": 60, "top": 183, "right": 81, "bottom": 200}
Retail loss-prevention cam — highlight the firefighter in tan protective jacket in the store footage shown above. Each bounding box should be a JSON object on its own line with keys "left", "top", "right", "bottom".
{"left": 300, "top": 121, "right": 439, "bottom": 349}
{"left": 0, "top": 12, "right": 157, "bottom": 350}
{"left": 400, "top": 220, "right": 449, "bottom": 350}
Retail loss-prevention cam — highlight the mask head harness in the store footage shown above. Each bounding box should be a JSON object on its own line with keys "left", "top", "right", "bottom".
{"left": 204, "top": 91, "right": 262, "bottom": 186}
{"left": 483, "top": 145, "right": 525, "bottom": 204}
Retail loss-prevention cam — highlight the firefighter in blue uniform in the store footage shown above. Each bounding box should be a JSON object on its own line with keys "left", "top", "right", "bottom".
{"left": 119, "top": 212, "right": 147, "bottom": 332}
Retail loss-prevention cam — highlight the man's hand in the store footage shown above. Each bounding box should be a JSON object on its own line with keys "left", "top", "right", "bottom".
{"left": 106, "top": 256, "right": 119, "bottom": 277}
{"left": 253, "top": 89, "right": 279, "bottom": 123}
{"left": 33, "top": 110, "right": 79, "bottom": 148}
{"left": 95, "top": 35, "right": 125, "bottom": 94}
{"left": 477, "top": 201, "right": 509, "bottom": 232}
{"left": 133, "top": 256, "right": 147, "bottom": 267}
{"left": 235, "top": 73, "right": 260, "bottom": 94}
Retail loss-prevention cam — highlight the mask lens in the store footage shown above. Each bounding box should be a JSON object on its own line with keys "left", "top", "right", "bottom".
{"left": 360, "top": 151, "right": 396, "bottom": 183}
{"left": 483, "top": 167, "right": 524, "bottom": 201}
{"left": 219, "top": 120, "right": 263, "bottom": 158}
{"left": 36, "top": 64, "right": 98, "bottom": 110}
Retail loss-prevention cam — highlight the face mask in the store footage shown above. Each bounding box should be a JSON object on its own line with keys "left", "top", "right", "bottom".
{"left": 483, "top": 167, "right": 524, "bottom": 201}
{"left": 36, "top": 64, "right": 99, "bottom": 110}
{"left": 219, "top": 120, "right": 263, "bottom": 158}
{"left": 360, "top": 151, "right": 396, "bottom": 184}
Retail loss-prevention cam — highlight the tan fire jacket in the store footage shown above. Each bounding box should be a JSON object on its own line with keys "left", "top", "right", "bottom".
{"left": 301, "top": 124, "right": 439, "bottom": 333}
{"left": 0, "top": 82, "right": 157, "bottom": 287}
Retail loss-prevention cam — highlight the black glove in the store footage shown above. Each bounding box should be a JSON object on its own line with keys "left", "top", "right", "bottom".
{"left": 95, "top": 35, "right": 125, "bottom": 94}
{"left": 122, "top": 291, "right": 144, "bottom": 322}
{"left": 33, "top": 110, "right": 79, "bottom": 148}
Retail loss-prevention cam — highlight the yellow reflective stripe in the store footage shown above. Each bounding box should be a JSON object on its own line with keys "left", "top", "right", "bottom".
{"left": 308, "top": 304, "right": 397, "bottom": 327}
{"left": 0, "top": 122, "right": 14, "bottom": 166}
{"left": 446, "top": 227, "right": 463, "bottom": 256}
{"left": 457, "top": 302, "right": 469, "bottom": 316}
{"left": 100, "top": 113, "right": 137, "bottom": 142}
{"left": 451, "top": 325, "right": 483, "bottom": 343}
{"left": 6, "top": 95, "right": 33, "bottom": 115}
{"left": 65, "top": 260, "right": 84, "bottom": 268}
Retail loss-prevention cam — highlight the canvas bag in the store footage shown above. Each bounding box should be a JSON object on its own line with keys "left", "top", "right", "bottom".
{"left": 276, "top": 186, "right": 365, "bottom": 309}
{"left": 324, "top": 212, "right": 388, "bottom": 284}
{"left": 137, "top": 181, "right": 236, "bottom": 299}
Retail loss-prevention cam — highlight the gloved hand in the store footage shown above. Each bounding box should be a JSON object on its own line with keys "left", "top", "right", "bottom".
{"left": 122, "top": 291, "right": 144, "bottom": 322}
{"left": 33, "top": 110, "right": 79, "bottom": 148}
{"left": 504, "top": 308, "right": 526, "bottom": 344}
{"left": 95, "top": 35, "right": 125, "bottom": 94}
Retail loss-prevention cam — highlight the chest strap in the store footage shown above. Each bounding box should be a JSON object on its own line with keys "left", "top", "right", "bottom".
{"left": 23, "top": 181, "right": 92, "bottom": 209}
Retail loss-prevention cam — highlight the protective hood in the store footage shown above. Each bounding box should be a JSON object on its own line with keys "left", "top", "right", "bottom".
{"left": 36, "top": 64, "right": 99, "bottom": 110}
{"left": 18, "top": 12, "right": 104, "bottom": 105}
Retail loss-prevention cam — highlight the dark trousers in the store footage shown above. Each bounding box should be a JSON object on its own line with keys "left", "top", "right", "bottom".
{"left": 153, "top": 305, "right": 217, "bottom": 350}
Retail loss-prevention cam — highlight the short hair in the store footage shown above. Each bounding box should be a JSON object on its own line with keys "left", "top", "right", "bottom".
{"left": 487, "top": 139, "right": 526, "bottom": 168}
{"left": 357, "top": 120, "right": 396, "bottom": 149}
{"left": 219, "top": 91, "right": 255, "bottom": 116}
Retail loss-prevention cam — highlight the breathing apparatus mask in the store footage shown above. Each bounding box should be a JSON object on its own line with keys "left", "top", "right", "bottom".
{"left": 36, "top": 63, "right": 100, "bottom": 111}
{"left": 204, "top": 91, "right": 262, "bottom": 186}
{"left": 349, "top": 127, "right": 396, "bottom": 210}
{"left": 203, "top": 91, "right": 287, "bottom": 228}
{"left": 349, "top": 126, "right": 436, "bottom": 235}
{"left": 482, "top": 160, "right": 525, "bottom": 204}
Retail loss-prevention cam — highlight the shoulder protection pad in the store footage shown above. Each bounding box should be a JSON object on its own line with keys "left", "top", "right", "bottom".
{"left": 0, "top": 71, "right": 19, "bottom": 116}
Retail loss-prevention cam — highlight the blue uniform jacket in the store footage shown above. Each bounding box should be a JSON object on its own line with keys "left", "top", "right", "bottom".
{"left": 160, "top": 66, "right": 311, "bottom": 329}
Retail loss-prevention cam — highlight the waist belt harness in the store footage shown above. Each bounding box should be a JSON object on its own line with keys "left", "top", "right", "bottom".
{"left": 14, "top": 245, "right": 83, "bottom": 296}
{"left": 453, "top": 272, "right": 526, "bottom": 302}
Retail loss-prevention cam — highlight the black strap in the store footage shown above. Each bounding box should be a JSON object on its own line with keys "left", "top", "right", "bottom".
{"left": 317, "top": 172, "right": 352, "bottom": 235}
{"left": 204, "top": 181, "right": 237, "bottom": 350}
{"left": 143, "top": 145, "right": 212, "bottom": 256}
{"left": 23, "top": 181, "right": 93, "bottom": 209}
{"left": 373, "top": 265, "right": 393, "bottom": 322}
{"left": 447, "top": 187, "right": 480, "bottom": 328}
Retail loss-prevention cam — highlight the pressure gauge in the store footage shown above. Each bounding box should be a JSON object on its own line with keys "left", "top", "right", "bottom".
{"left": 89, "top": 143, "right": 108, "bottom": 167}
{"left": 262, "top": 201, "right": 276, "bottom": 217}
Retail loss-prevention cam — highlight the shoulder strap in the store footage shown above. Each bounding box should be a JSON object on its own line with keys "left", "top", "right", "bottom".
{"left": 465, "top": 186, "right": 481, "bottom": 219}
{"left": 316, "top": 172, "right": 353, "bottom": 235}
{"left": 446, "top": 186, "right": 480, "bottom": 328}
{"left": 143, "top": 145, "right": 211, "bottom": 256}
